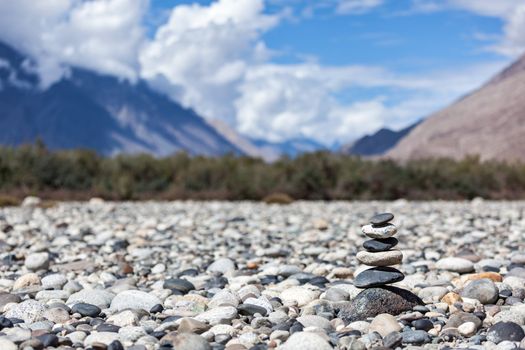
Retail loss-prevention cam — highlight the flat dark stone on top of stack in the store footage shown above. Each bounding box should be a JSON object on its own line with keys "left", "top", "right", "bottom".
{"left": 363, "top": 237, "right": 398, "bottom": 252}
{"left": 370, "top": 212, "right": 394, "bottom": 225}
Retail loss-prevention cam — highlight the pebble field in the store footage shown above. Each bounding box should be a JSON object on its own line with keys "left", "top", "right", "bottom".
{"left": 1, "top": 200, "right": 525, "bottom": 349}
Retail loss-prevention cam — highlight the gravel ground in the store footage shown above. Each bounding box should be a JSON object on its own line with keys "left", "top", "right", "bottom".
{"left": 1, "top": 199, "right": 525, "bottom": 349}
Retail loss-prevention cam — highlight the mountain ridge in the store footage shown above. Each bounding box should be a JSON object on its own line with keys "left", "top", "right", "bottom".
{"left": 388, "top": 53, "right": 525, "bottom": 162}
{"left": 0, "top": 41, "right": 241, "bottom": 157}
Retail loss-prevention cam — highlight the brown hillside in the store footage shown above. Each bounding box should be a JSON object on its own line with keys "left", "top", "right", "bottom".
{"left": 388, "top": 55, "right": 525, "bottom": 162}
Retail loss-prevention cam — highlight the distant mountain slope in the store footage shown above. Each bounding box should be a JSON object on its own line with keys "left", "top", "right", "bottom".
{"left": 0, "top": 41, "right": 240, "bottom": 156}
{"left": 251, "top": 137, "right": 326, "bottom": 158}
{"left": 388, "top": 54, "right": 525, "bottom": 162}
{"left": 207, "top": 119, "right": 281, "bottom": 161}
{"left": 341, "top": 121, "right": 419, "bottom": 156}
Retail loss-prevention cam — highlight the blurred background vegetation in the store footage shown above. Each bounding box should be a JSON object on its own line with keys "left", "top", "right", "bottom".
{"left": 0, "top": 142, "right": 522, "bottom": 203}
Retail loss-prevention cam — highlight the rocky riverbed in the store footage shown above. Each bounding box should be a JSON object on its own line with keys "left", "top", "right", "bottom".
{"left": 1, "top": 199, "right": 525, "bottom": 349}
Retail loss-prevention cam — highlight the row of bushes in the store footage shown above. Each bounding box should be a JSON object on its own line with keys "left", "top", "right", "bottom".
{"left": 0, "top": 143, "right": 524, "bottom": 201}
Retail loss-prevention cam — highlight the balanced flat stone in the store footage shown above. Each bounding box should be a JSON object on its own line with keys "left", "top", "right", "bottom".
{"left": 338, "top": 286, "right": 423, "bottom": 322}
{"left": 354, "top": 266, "right": 404, "bottom": 288}
{"left": 356, "top": 249, "right": 403, "bottom": 266}
{"left": 370, "top": 213, "right": 394, "bottom": 225}
{"left": 363, "top": 237, "right": 398, "bottom": 252}
{"left": 362, "top": 223, "right": 397, "bottom": 239}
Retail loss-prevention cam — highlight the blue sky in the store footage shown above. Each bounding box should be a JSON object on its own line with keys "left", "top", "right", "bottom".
{"left": 0, "top": 0, "right": 523, "bottom": 145}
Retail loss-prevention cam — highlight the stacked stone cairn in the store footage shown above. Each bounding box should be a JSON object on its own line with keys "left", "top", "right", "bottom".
{"left": 355, "top": 212, "right": 404, "bottom": 288}
{"left": 338, "top": 212, "right": 422, "bottom": 322}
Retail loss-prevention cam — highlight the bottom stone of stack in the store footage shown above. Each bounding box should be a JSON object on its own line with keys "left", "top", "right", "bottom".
{"left": 338, "top": 286, "right": 423, "bottom": 322}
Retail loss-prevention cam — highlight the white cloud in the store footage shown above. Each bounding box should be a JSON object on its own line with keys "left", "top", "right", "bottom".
{"left": 0, "top": 0, "right": 515, "bottom": 146}
{"left": 410, "top": 0, "right": 525, "bottom": 57}
{"left": 336, "top": 0, "right": 384, "bottom": 14}
{"left": 0, "top": 0, "right": 147, "bottom": 87}
{"left": 233, "top": 60, "right": 507, "bottom": 143}
{"left": 139, "top": 0, "right": 279, "bottom": 125}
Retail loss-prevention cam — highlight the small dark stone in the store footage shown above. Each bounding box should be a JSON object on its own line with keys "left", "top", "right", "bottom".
{"left": 9, "top": 318, "right": 24, "bottom": 324}
{"left": 473, "top": 311, "right": 486, "bottom": 321}
{"left": 308, "top": 276, "right": 330, "bottom": 287}
{"left": 204, "top": 276, "right": 228, "bottom": 289}
{"left": 482, "top": 265, "right": 500, "bottom": 273}
{"left": 112, "top": 240, "right": 129, "bottom": 251}
{"left": 0, "top": 315, "right": 13, "bottom": 328}
{"left": 71, "top": 303, "right": 101, "bottom": 317}
{"left": 370, "top": 213, "right": 394, "bottom": 225}
{"left": 338, "top": 286, "right": 422, "bottom": 322}
{"left": 412, "top": 319, "right": 433, "bottom": 331}
{"left": 108, "top": 340, "right": 125, "bottom": 350}
{"left": 413, "top": 305, "right": 429, "bottom": 313}
{"left": 487, "top": 321, "right": 525, "bottom": 344}
{"left": 37, "top": 333, "right": 59, "bottom": 347}
{"left": 505, "top": 296, "right": 522, "bottom": 305}
{"left": 260, "top": 275, "right": 279, "bottom": 285}
{"left": 150, "top": 304, "right": 164, "bottom": 313}
{"left": 289, "top": 321, "right": 304, "bottom": 334}
{"left": 90, "top": 318, "right": 105, "bottom": 326}
{"left": 337, "top": 330, "right": 361, "bottom": 338}
{"left": 363, "top": 237, "right": 399, "bottom": 252}
{"left": 383, "top": 331, "right": 402, "bottom": 349}
{"left": 151, "top": 331, "right": 167, "bottom": 339}
{"left": 289, "top": 273, "right": 316, "bottom": 284}
{"left": 272, "top": 320, "right": 293, "bottom": 331}
{"left": 162, "top": 316, "right": 182, "bottom": 323}
{"left": 500, "top": 289, "right": 512, "bottom": 298}
{"left": 96, "top": 323, "right": 121, "bottom": 332}
{"left": 402, "top": 330, "right": 431, "bottom": 345}
{"left": 354, "top": 267, "right": 405, "bottom": 288}
{"left": 163, "top": 278, "right": 195, "bottom": 294}
{"left": 238, "top": 304, "right": 268, "bottom": 316}
{"left": 178, "top": 268, "right": 199, "bottom": 277}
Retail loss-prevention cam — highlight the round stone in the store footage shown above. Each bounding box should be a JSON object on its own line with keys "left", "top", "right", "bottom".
{"left": 354, "top": 267, "right": 405, "bottom": 288}
{"left": 296, "top": 315, "right": 333, "bottom": 332}
{"left": 237, "top": 304, "right": 267, "bottom": 316}
{"left": 162, "top": 333, "right": 211, "bottom": 350}
{"left": 338, "top": 286, "right": 423, "bottom": 322}
{"left": 460, "top": 278, "right": 499, "bottom": 304}
{"left": 67, "top": 290, "right": 115, "bottom": 309}
{"left": 24, "top": 253, "right": 50, "bottom": 271}
{"left": 435, "top": 257, "right": 474, "bottom": 273}
{"left": 71, "top": 303, "right": 101, "bottom": 317}
{"left": 362, "top": 224, "right": 397, "bottom": 239}
{"left": 163, "top": 279, "right": 195, "bottom": 294}
{"left": 487, "top": 322, "right": 525, "bottom": 344}
{"left": 412, "top": 319, "right": 433, "bottom": 331}
{"left": 369, "top": 313, "right": 401, "bottom": 337}
{"left": 0, "top": 338, "right": 17, "bottom": 350}
{"left": 280, "top": 332, "right": 332, "bottom": 350}
{"left": 370, "top": 213, "right": 394, "bottom": 225}
{"left": 110, "top": 290, "right": 161, "bottom": 312}
{"left": 194, "top": 306, "right": 238, "bottom": 325}
{"left": 458, "top": 322, "right": 477, "bottom": 337}
{"left": 5, "top": 299, "right": 46, "bottom": 323}
{"left": 402, "top": 330, "right": 431, "bottom": 345}
{"left": 356, "top": 249, "right": 403, "bottom": 266}
{"left": 207, "top": 258, "right": 236, "bottom": 275}
{"left": 363, "top": 237, "right": 399, "bottom": 252}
